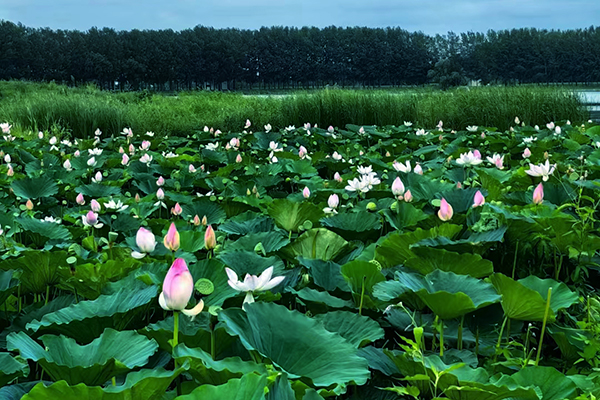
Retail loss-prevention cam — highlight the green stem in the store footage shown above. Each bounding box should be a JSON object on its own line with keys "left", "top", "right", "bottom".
{"left": 438, "top": 317, "right": 444, "bottom": 357}
{"left": 358, "top": 276, "right": 366, "bottom": 315}
{"left": 211, "top": 321, "right": 216, "bottom": 360}
{"left": 505, "top": 318, "right": 511, "bottom": 344}
{"left": 45, "top": 285, "right": 50, "bottom": 306}
{"left": 18, "top": 284, "right": 21, "bottom": 312}
{"left": 512, "top": 241, "right": 519, "bottom": 279}
{"left": 112, "top": 377, "right": 116, "bottom": 386}
{"left": 535, "top": 287, "right": 552, "bottom": 366}
{"left": 493, "top": 316, "right": 508, "bottom": 368}
{"left": 458, "top": 315, "right": 464, "bottom": 351}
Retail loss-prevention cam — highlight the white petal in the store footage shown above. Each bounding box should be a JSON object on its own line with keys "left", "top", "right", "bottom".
{"left": 182, "top": 299, "right": 204, "bottom": 321}
{"left": 158, "top": 291, "right": 170, "bottom": 311}
{"left": 131, "top": 251, "right": 146, "bottom": 259}
{"left": 255, "top": 267, "right": 274, "bottom": 290}
{"left": 225, "top": 267, "right": 238, "bottom": 282}
{"left": 261, "top": 275, "right": 285, "bottom": 291}
{"left": 242, "top": 292, "right": 255, "bottom": 311}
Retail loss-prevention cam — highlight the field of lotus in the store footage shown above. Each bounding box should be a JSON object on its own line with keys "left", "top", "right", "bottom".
{"left": 0, "top": 117, "right": 599, "bottom": 399}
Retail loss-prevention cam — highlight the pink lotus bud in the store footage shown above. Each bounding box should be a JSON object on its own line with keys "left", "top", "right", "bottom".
{"left": 391, "top": 177, "right": 405, "bottom": 197}
{"left": 203, "top": 126, "right": 209, "bottom": 132}
{"left": 193, "top": 215, "right": 201, "bottom": 226}
{"left": 328, "top": 126, "right": 334, "bottom": 133}
{"left": 473, "top": 190, "right": 485, "bottom": 208}
{"left": 244, "top": 119, "right": 251, "bottom": 129}
{"left": 135, "top": 193, "right": 140, "bottom": 203}
{"left": 83, "top": 210, "right": 98, "bottom": 226}
{"left": 129, "top": 144, "right": 135, "bottom": 155}
{"left": 63, "top": 159, "right": 72, "bottom": 170}
{"left": 457, "top": 182, "right": 462, "bottom": 189}
{"left": 38, "top": 131, "right": 44, "bottom": 139}
{"left": 302, "top": 187, "right": 311, "bottom": 198}
{"left": 93, "top": 171, "right": 102, "bottom": 183}
{"left": 122, "top": 154, "right": 129, "bottom": 165}
{"left": 358, "top": 126, "right": 365, "bottom": 134}
{"left": 480, "top": 132, "right": 486, "bottom": 139}
{"left": 49, "top": 136, "right": 57, "bottom": 145}
{"left": 172, "top": 203, "right": 183, "bottom": 216}
{"left": 523, "top": 148, "right": 531, "bottom": 158}
{"left": 136, "top": 227, "right": 156, "bottom": 253}
{"left": 473, "top": 150, "right": 481, "bottom": 160}
{"left": 164, "top": 222, "right": 180, "bottom": 252}
{"left": 304, "top": 122, "right": 311, "bottom": 130}
{"left": 91, "top": 199, "right": 101, "bottom": 212}
{"left": 156, "top": 188, "right": 165, "bottom": 200}
{"left": 141, "top": 140, "right": 151, "bottom": 150}
{"left": 438, "top": 198, "right": 453, "bottom": 221}
{"left": 205, "top": 225, "right": 216, "bottom": 250}
{"left": 74, "top": 150, "right": 81, "bottom": 157}
{"left": 299, "top": 146, "right": 307, "bottom": 159}
{"left": 544, "top": 151, "right": 549, "bottom": 160}
{"left": 119, "top": 146, "right": 125, "bottom": 154}
{"left": 7, "top": 164, "right": 14, "bottom": 177}
{"left": 235, "top": 154, "right": 243, "bottom": 163}
{"left": 202, "top": 215, "right": 207, "bottom": 226}
{"left": 189, "top": 164, "right": 197, "bottom": 173}
{"left": 385, "top": 151, "right": 391, "bottom": 157}
{"left": 25, "top": 199, "right": 34, "bottom": 210}
{"left": 156, "top": 176, "right": 165, "bottom": 186}
{"left": 328, "top": 194, "right": 339, "bottom": 208}
{"left": 76, "top": 193, "right": 85, "bottom": 205}
{"left": 533, "top": 183, "right": 544, "bottom": 205}
{"left": 414, "top": 164, "right": 423, "bottom": 175}
{"left": 334, "top": 172, "right": 343, "bottom": 182}
{"left": 4, "top": 154, "right": 11, "bottom": 163}
{"left": 160, "top": 258, "right": 193, "bottom": 310}
{"left": 404, "top": 190, "right": 413, "bottom": 202}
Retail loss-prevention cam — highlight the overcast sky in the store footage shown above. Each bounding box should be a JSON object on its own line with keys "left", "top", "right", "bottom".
{"left": 2, "top": 0, "right": 599, "bottom": 35}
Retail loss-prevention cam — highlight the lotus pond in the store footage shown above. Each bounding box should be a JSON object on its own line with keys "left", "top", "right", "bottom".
{"left": 0, "top": 119, "right": 600, "bottom": 399}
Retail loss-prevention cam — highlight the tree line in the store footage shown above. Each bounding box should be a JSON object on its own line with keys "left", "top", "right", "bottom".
{"left": 1, "top": 21, "right": 599, "bottom": 90}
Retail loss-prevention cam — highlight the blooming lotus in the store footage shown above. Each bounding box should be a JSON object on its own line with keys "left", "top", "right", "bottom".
{"left": 332, "top": 152, "right": 342, "bottom": 161}
{"left": 334, "top": 172, "right": 343, "bottom": 182}
{"left": 205, "top": 143, "right": 219, "bottom": 151}
{"left": 345, "top": 178, "right": 368, "bottom": 193}
{"left": 357, "top": 165, "right": 373, "bottom": 175}
{"left": 473, "top": 191, "right": 485, "bottom": 208}
{"left": 164, "top": 222, "right": 180, "bottom": 252}
{"left": 525, "top": 160, "right": 556, "bottom": 181}
{"left": 0, "top": 123, "right": 11, "bottom": 134}
{"left": 438, "top": 198, "right": 453, "bottom": 221}
{"left": 121, "top": 154, "right": 130, "bottom": 165}
{"left": 392, "top": 160, "right": 411, "bottom": 173}
{"left": 140, "top": 141, "right": 151, "bottom": 151}
{"left": 466, "top": 125, "right": 478, "bottom": 132}
{"left": 486, "top": 154, "right": 504, "bottom": 169}
{"left": 456, "top": 151, "right": 483, "bottom": 166}
{"left": 92, "top": 171, "right": 103, "bottom": 183}
{"left": 244, "top": 119, "right": 251, "bottom": 129}
{"left": 159, "top": 258, "right": 204, "bottom": 320}
{"left": 139, "top": 154, "right": 152, "bottom": 165}
{"left": 82, "top": 211, "right": 103, "bottom": 228}
{"left": 226, "top": 266, "right": 285, "bottom": 308}
{"left": 264, "top": 123, "right": 272, "bottom": 132}
{"left": 132, "top": 227, "right": 156, "bottom": 259}
{"left": 104, "top": 199, "right": 128, "bottom": 211}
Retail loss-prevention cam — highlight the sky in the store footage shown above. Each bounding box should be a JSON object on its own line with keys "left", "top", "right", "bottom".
{"left": 1, "top": 0, "right": 599, "bottom": 35}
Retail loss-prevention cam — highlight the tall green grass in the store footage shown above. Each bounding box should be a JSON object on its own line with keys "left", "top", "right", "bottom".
{"left": 0, "top": 81, "right": 588, "bottom": 138}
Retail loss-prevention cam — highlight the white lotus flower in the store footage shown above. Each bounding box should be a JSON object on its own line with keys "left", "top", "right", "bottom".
{"left": 456, "top": 151, "right": 483, "bottom": 166}
{"left": 357, "top": 165, "right": 373, "bottom": 175}
{"left": 466, "top": 125, "right": 478, "bottom": 132}
{"left": 103, "top": 199, "right": 129, "bottom": 211}
{"left": 205, "top": 143, "right": 219, "bottom": 151}
{"left": 226, "top": 266, "right": 285, "bottom": 309}
{"left": 345, "top": 178, "right": 368, "bottom": 193}
{"left": 525, "top": 160, "right": 556, "bottom": 181}
{"left": 392, "top": 160, "right": 411, "bottom": 173}
{"left": 88, "top": 148, "right": 103, "bottom": 156}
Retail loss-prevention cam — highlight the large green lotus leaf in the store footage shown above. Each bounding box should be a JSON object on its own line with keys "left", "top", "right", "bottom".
{"left": 340, "top": 260, "right": 386, "bottom": 309}
{"left": 21, "top": 365, "right": 186, "bottom": 400}
{"left": 372, "top": 280, "right": 410, "bottom": 302}
{"left": 174, "top": 344, "right": 267, "bottom": 385}
{"left": 356, "top": 346, "right": 401, "bottom": 376}
{"left": 438, "top": 188, "right": 482, "bottom": 214}
{"left": 267, "top": 199, "right": 323, "bottom": 232}
{"left": 518, "top": 276, "right": 578, "bottom": 312}
{"left": 404, "top": 247, "right": 494, "bottom": 278}
{"left": 444, "top": 383, "right": 539, "bottom": 400}
{"left": 8, "top": 329, "right": 158, "bottom": 386}
{"left": 402, "top": 173, "right": 455, "bottom": 201}
{"left": 266, "top": 373, "right": 295, "bottom": 400}
{"left": 375, "top": 225, "right": 462, "bottom": 269}
{"left": 176, "top": 373, "right": 268, "bottom": 400}
{"left": 230, "top": 231, "right": 290, "bottom": 254}
{"left": 58, "top": 259, "right": 140, "bottom": 300}
{"left": 382, "top": 203, "right": 428, "bottom": 231}
{"left": 0, "top": 353, "right": 29, "bottom": 387}
{"left": 313, "top": 311, "right": 385, "bottom": 348}
{"left": 141, "top": 313, "right": 211, "bottom": 352}
{"left": 320, "top": 211, "right": 382, "bottom": 232}
{"left": 26, "top": 285, "right": 158, "bottom": 342}
{"left": 298, "top": 257, "right": 350, "bottom": 292}
{"left": 0, "top": 251, "right": 70, "bottom": 294}
{"left": 219, "top": 302, "right": 370, "bottom": 387}
{"left": 11, "top": 176, "right": 58, "bottom": 199}
{"left": 0, "top": 269, "right": 21, "bottom": 306}
{"left": 16, "top": 217, "right": 73, "bottom": 241}
{"left": 397, "top": 270, "right": 500, "bottom": 319}
{"left": 75, "top": 183, "right": 121, "bottom": 198}
{"left": 218, "top": 212, "right": 274, "bottom": 236}
{"left": 495, "top": 366, "right": 577, "bottom": 400}
{"left": 489, "top": 274, "right": 553, "bottom": 322}
{"left": 415, "top": 227, "right": 508, "bottom": 250}
{"left": 179, "top": 230, "right": 206, "bottom": 253}
{"left": 286, "top": 228, "right": 348, "bottom": 261}
{"left": 181, "top": 200, "right": 227, "bottom": 225}
{"left": 293, "top": 288, "right": 354, "bottom": 309}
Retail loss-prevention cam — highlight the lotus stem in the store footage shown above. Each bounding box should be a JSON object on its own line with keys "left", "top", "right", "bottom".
{"left": 45, "top": 285, "right": 50, "bottom": 306}
{"left": 458, "top": 315, "right": 464, "bottom": 350}
{"left": 493, "top": 316, "right": 508, "bottom": 368}
{"left": 512, "top": 241, "right": 519, "bottom": 279}
{"left": 112, "top": 377, "right": 116, "bottom": 386}
{"left": 173, "top": 311, "right": 179, "bottom": 365}
{"left": 535, "top": 287, "right": 552, "bottom": 366}
{"left": 210, "top": 319, "right": 216, "bottom": 360}
{"left": 436, "top": 316, "right": 444, "bottom": 357}
{"left": 18, "top": 284, "right": 21, "bottom": 312}
{"left": 505, "top": 318, "right": 511, "bottom": 344}
{"left": 358, "top": 276, "right": 366, "bottom": 315}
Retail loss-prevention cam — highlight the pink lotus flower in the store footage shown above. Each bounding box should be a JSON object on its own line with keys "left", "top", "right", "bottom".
{"left": 193, "top": 215, "right": 201, "bottom": 226}
{"left": 129, "top": 144, "right": 135, "bottom": 155}
{"left": 92, "top": 171, "right": 103, "bottom": 183}
{"left": 74, "top": 150, "right": 81, "bottom": 157}
{"left": 392, "top": 160, "right": 411, "bottom": 173}
{"left": 303, "top": 187, "right": 311, "bottom": 198}
{"left": 171, "top": 203, "right": 183, "bottom": 216}
{"left": 235, "top": 154, "right": 243, "bottom": 163}
{"left": 225, "top": 266, "right": 285, "bottom": 308}
{"left": 202, "top": 215, "right": 208, "bottom": 226}
{"left": 334, "top": 172, "right": 343, "bottom": 182}
{"left": 298, "top": 146, "right": 307, "bottom": 159}
{"left": 189, "top": 164, "right": 197, "bottom": 173}
{"left": 159, "top": 258, "right": 204, "bottom": 319}
{"left": 486, "top": 154, "right": 504, "bottom": 170}
{"left": 164, "top": 222, "right": 180, "bottom": 252}
{"left": 438, "top": 198, "right": 453, "bottom": 221}
{"left": 404, "top": 190, "right": 413, "bottom": 202}
{"left": 414, "top": 164, "right": 423, "bottom": 175}
{"left": 7, "top": 164, "right": 14, "bottom": 177}
{"left": 141, "top": 141, "right": 151, "bottom": 151}
{"left": 76, "top": 193, "right": 85, "bottom": 205}
{"left": 132, "top": 227, "right": 156, "bottom": 259}
{"left": 205, "top": 225, "right": 216, "bottom": 250}
{"left": 156, "top": 176, "right": 165, "bottom": 186}
{"left": 119, "top": 147, "right": 125, "bottom": 154}
{"left": 391, "top": 177, "right": 405, "bottom": 199}
{"left": 122, "top": 154, "right": 129, "bottom": 165}
{"left": 25, "top": 199, "right": 34, "bottom": 211}
{"left": 473, "top": 190, "right": 485, "bottom": 207}
{"left": 244, "top": 119, "right": 251, "bottom": 129}
{"left": 82, "top": 210, "right": 103, "bottom": 228}
{"left": 157, "top": 188, "right": 165, "bottom": 200}
{"left": 328, "top": 194, "right": 339, "bottom": 208}
{"left": 91, "top": 199, "right": 101, "bottom": 212}
{"left": 522, "top": 148, "right": 531, "bottom": 158}
{"left": 533, "top": 183, "right": 544, "bottom": 205}
{"left": 328, "top": 126, "right": 334, "bottom": 133}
